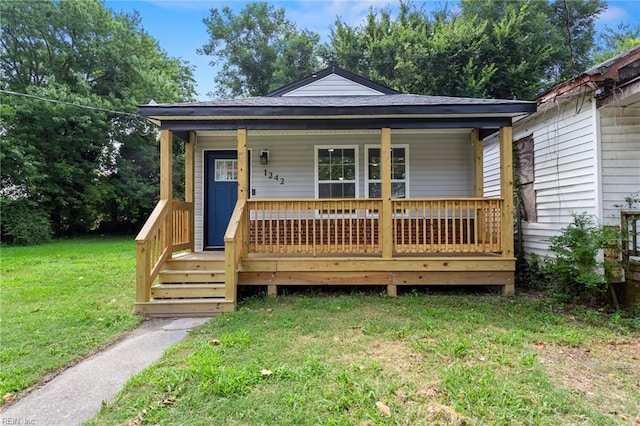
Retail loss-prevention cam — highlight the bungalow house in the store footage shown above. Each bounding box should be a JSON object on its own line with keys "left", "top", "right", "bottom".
{"left": 136, "top": 66, "right": 536, "bottom": 316}
{"left": 483, "top": 46, "right": 640, "bottom": 271}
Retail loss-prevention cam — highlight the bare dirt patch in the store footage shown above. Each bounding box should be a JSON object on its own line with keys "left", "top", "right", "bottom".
{"left": 539, "top": 337, "right": 640, "bottom": 420}
{"left": 334, "top": 327, "right": 424, "bottom": 377}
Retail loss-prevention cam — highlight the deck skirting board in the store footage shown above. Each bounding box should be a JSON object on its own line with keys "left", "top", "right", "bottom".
{"left": 238, "top": 270, "right": 514, "bottom": 286}
{"left": 240, "top": 257, "right": 515, "bottom": 273}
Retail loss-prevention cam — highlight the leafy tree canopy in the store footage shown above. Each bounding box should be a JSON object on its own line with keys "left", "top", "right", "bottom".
{"left": 593, "top": 23, "right": 640, "bottom": 63}
{"left": 199, "top": 2, "right": 322, "bottom": 98}
{"left": 202, "top": 0, "right": 609, "bottom": 100}
{"left": 325, "top": 0, "right": 606, "bottom": 99}
{"left": 0, "top": 0, "right": 195, "bottom": 241}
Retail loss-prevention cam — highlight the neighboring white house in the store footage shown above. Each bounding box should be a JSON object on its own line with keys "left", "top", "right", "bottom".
{"left": 484, "top": 45, "right": 640, "bottom": 258}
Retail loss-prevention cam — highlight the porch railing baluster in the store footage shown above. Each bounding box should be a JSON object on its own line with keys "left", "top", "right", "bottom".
{"left": 243, "top": 198, "right": 502, "bottom": 256}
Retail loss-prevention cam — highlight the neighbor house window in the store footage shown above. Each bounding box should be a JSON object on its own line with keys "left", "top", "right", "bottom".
{"left": 315, "top": 146, "right": 358, "bottom": 198}
{"left": 365, "top": 145, "right": 409, "bottom": 198}
{"left": 515, "top": 135, "right": 536, "bottom": 222}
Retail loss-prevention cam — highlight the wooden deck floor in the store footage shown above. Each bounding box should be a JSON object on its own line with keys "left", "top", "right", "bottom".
{"left": 174, "top": 251, "right": 502, "bottom": 261}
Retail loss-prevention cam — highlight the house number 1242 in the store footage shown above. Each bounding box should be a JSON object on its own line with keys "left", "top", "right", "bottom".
{"left": 264, "top": 169, "right": 285, "bottom": 185}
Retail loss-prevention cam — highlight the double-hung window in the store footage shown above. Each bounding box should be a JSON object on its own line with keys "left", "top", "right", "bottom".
{"left": 365, "top": 145, "right": 409, "bottom": 198}
{"left": 316, "top": 146, "right": 358, "bottom": 198}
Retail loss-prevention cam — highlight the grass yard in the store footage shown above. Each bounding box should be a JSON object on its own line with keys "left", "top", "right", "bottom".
{"left": 89, "top": 292, "right": 639, "bottom": 425}
{"left": 0, "top": 236, "right": 141, "bottom": 402}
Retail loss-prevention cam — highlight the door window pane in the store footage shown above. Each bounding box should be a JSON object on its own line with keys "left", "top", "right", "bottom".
{"left": 215, "top": 159, "right": 238, "bottom": 182}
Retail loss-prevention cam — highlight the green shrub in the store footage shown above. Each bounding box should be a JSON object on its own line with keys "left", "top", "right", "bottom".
{"left": 0, "top": 197, "right": 53, "bottom": 245}
{"left": 537, "top": 214, "right": 620, "bottom": 303}
{"left": 520, "top": 254, "right": 551, "bottom": 291}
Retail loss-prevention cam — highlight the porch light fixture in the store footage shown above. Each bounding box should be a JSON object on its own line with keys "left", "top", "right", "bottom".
{"left": 260, "top": 150, "right": 269, "bottom": 165}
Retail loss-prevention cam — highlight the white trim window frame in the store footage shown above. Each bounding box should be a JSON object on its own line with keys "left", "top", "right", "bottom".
{"left": 365, "top": 144, "right": 410, "bottom": 199}
{"left": 314, "top": 145, "right": 359, "bottom": 199}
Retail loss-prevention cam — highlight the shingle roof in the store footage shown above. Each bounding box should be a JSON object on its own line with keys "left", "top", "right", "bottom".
{"left": 138, "top": 67, "right": 536, "bottom": 134}
{"left": 150, "top": 93, "right": 529, "bottom": 109}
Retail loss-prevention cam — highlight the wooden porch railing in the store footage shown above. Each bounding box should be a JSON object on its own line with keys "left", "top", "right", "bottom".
{"left": 224, "top": 199, "right": 248, "bottom": 302}
{"left": 244, "top": 198, "right": 503, "bottom": 256}
{"left": 135, "top": 200, "right": 193, "bottom": 304}
{"left": 621, "top": 210, "right": 640, "bottom": 263}
{"left": 247, "top": 199, "right": 383, "bottom": 255}
{"left": 392, "top": 199, "right": 503, "bottom": 253}
{"left": 172, "top": 201, "right": 194, "bottom": 251}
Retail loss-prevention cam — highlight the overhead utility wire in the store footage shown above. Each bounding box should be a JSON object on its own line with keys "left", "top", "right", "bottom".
{"left": 0, "top": 88, "right": 154, "bottom": 123}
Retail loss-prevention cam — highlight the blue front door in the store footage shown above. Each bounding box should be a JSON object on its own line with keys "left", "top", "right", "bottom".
{"left": 205, "top": 151, "right": 238, "bottom": 248}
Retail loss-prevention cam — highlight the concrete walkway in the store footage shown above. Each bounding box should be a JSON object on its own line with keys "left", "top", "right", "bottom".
{"left": 1, "top": 317, "right": 209, "bottom": 426}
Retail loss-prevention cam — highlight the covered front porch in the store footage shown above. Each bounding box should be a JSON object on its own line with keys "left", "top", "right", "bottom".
{"left": 134, "top": 66, "right": 536, "bottom": 315}
{"left": 135, "top": 126, "right": 517, "bottom": 316}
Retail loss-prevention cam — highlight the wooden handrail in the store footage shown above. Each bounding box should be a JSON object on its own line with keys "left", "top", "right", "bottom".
{"left": 224, "top": 198, "right": 248, "bottom": 242}
{"left": 135, "top": 199, "right": 193, "bottom": 307}
{"left": 136, "top": 200, "right": 170, "bottom": 304}
{"left": 224, "top": 199, "right": 247, "bottom": 302}
{"left": 136, "top": 200, "right": 169, "bottom": 242}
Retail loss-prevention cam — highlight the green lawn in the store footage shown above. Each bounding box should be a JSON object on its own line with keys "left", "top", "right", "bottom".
{"left": 0, "top": 237, "right": 141, "bottom": 401}
{"left": 88, "top": 292, "right": 639, "bottom": 425}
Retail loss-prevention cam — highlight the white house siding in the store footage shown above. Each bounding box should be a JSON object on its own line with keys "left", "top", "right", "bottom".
{"left": 482, "top": 133, "right": 501, "bottom": 198}
{"left": 193, "top": 130, "right": 473, "bottom": 251}
{"left": 392, "top": 132, "right": 474, "bottom": 198}
{"left": 512, "top": 97, "right": 599, "bottom": 257}
{"left": 282, "top": 74, "right": 384, "bottom": 96}
{"left": 599, "top": 102, "right": 640, "bottom": 226}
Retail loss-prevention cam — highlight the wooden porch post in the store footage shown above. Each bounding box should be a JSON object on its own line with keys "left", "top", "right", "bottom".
{"left": 237, "top": 128, "right": 248, "bottom": 201}
{"left": 227, "top": 128, "right": 248, "bottom": 302}
{"left": 472, "top": 129, "right": 484, "bottom": 198}
{"left": 160, "top": 130, "right": 173, "bottom": 252}
{"left": 186, "top": 132, "right": 195, "bottom": 252}
{"left": 500, "top": 126, "right": 515, "bottom": 295}
{"left": 381, "top": 128, "right": 396, "bottom": 296}
{"left": 381, "top": 128, "right": 392, "bottom": 258}
{"left": 237, "top": 128, "right": 249, "bottom": 257}
{"left": 160, "top": 129, "right": 173, "bottom": 201}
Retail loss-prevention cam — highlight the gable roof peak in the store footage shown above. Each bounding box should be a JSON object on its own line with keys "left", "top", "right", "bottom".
{"left": 266, "top": 66, "right": 400, "bottom": 97}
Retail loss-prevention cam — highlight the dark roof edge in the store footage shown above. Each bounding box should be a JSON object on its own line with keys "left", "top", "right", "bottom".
{"left": 139, "top": 103, "right": 536, "bottom": 118}
{"left": 159, "top": 116, "right": 516, "bottom": 132}
{"left": 266, "top": 65, "right": 400, "bottom": 97}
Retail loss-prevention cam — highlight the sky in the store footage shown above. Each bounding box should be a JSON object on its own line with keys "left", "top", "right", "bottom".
{"left": 104, "top": 0, "right": 640, "bottom": 101}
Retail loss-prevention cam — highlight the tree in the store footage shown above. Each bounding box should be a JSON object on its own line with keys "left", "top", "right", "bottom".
{"left": 199, "top": 2, "right": 322, "bottom": 98}
{"left": 546, "top": 0, "right": 606, "bottom": 78}
{"left": 324, "top": 0, "right": 607, "bottom": 100}
{"left": 0, "top": 0, "right": 195, "bottom": 242}
{"left": 593, "top": 23, "right": 640, "bottom": 63}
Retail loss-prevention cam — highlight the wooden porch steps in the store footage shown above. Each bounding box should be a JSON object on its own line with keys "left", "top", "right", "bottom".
{"left": 136, "top": 299, "right": 235, "bottom": 317}
{"left": 164, "top": 257, "right": 225, "bottom": 271}
{"left": 151, "top": 283, "right": 226, "bottom": 298}
{"left": 158, "top": 270, "right": 225, "bottom": 283}
{"left": 139, "top": 255, "right": 234, "bottom": 317}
